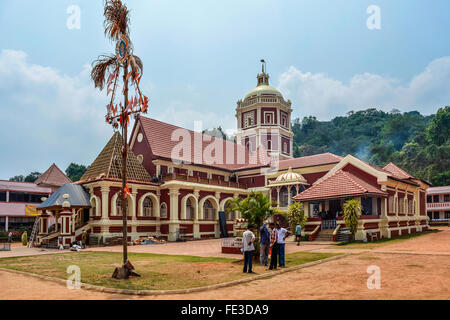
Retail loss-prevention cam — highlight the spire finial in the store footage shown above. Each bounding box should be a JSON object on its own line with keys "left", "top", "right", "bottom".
{"left": 260, "top": 59, "right": 266, "bottom": 73}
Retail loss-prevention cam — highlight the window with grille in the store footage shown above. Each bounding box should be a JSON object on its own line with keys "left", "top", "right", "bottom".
{"left": 160, "top": 203, "right": 167, "bottom": 218}
{"left": 389, "top": 196, "right": 395, "bottom": 213}
{"left": 143, "top": 197, "right": 153, "bottom": 217}
{"left": 186, "top": 198, "right": 193, "bottom": 220}
{"left": 116, "top": 197, "right": 123, "bottom": 216}
{"left": 203, "top": 200, "right": 214, "bottom": 220}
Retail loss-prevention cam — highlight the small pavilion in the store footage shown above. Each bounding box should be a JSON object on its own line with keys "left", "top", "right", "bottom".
{"left": 37, "top": 184, "right": 91, "bottom": 247}
{"left": 268, "top": 167, "right": 309, "bottom": 209}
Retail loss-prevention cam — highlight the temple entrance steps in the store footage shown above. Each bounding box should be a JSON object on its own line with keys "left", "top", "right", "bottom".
{"left": 314, "top": 229, "right": 334, "bottom": 242}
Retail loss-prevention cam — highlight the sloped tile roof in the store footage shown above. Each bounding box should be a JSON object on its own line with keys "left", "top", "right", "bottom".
{"left": 35, "top": 164, "right": 72, "bottom": 187}
{"left": 138, "top": 116, "right": 268, "bottom": 171}
{"left": 293, "top": 169, "right": 387, "bottom": 202}
{"left": 383, "top": 162, "right": 413, "bottom": 180}
{"left": 278, "top": 153, "right": 343, "bottom": 171}
{"left": 79, "top": 132, "right": 153, "bottom": 183}
{"left": 38, "top": 184, "right": 91, "bottom": 210}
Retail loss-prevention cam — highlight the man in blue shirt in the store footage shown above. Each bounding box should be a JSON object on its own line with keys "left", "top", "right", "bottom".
{"left": 259, "top": 221, "right": 270, "bottom": 266}
{"left": 295, "top": 224, "right": 302, "bottom": 246}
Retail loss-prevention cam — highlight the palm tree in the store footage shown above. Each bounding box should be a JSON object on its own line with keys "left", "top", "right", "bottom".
{"left": 342, "top": 199, "right": 362, "bottom": 239}
{"left": 91, "top": 0, "right": 148, "bottom": 278}
{"left": 227, "top": 192, "right": 277, "bottom": 237}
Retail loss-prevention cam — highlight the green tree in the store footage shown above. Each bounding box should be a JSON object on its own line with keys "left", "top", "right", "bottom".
{"left": 426, "top": 106, "right": 449, "bottom": 144}
{"left": 24, "top": 172, "right": 42, "bottom": 183}
{"left": 227, "top": 192, "right": 276, "bottom": 237}
{"left": 65, "top": 163, "right": 88, "bottom": 182}
{"left": 342, "top": 199, "right": 362, "bottom": 237}
{"left": 286, "top": 202, "right": 308, "bottom": 233}
{"left": 9, "top": 175, "right": 24, "bottom": 182}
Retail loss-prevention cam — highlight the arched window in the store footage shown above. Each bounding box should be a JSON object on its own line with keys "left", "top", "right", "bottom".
{"left": 186, "top": 198, "right": 193, "bottom": 220}
{"left": 224, "top": 201, "right": 235, "bottom": 221}
{"left": 160, "top": 203, "right": 167, "bottom": 218}
{"left": 116, "top": 197, "right": 123, "bottom": 216}
{"left": 203, "top": 199, "right": 214, "bottom": 220}
{"left": 143, "top": 197, "right": 153, "bottom": 217}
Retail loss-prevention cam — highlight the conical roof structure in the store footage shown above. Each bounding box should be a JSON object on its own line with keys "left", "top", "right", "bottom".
{"left": 35, "top": 163, "right": 72, "bottom": 187}
{"left": 79, "top": 132, "right": 152, "bottom": 183}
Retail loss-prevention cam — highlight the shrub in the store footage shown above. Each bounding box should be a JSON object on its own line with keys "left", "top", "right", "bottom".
{"left": 21, "top": 231, "right": 28, "bottom": 246}
{"left": 287, "top": 202, "right": 308, "bottom": 233}
{"left": 343, "top": 199, "right": 362, "bottom": 236}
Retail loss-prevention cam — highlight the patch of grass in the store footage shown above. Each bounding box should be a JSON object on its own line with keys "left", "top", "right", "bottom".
{"left": 0, "top": 251, "right": 341, "bottom": 291}
{"left": 332, "top": 229, "right": 441, "bottom": 249}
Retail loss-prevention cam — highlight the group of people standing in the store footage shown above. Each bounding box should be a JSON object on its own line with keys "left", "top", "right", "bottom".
{"left": 241, "top": 221, "right": 303, "bottom": 274}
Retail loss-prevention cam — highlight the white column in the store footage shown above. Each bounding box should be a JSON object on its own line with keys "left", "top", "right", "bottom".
{"left": 288, "top": 185, "right": 292, "bottom": 206}
{"left": 277, "top": 187, "right": 280, "bottom": 208}
{"left": 193, "top": 190, "right": 200, "bottom": 239}
{"left": 101, "top": 186, "right": 110, "bottom": 220}
{"left": 168, "top": 188, "right": 180, "bottom": 241}
{"left": 5, "top": 216, "right": 8, "bottom": 231}
{"left": 131, "top": 187, "right": 138, "bottom": 219}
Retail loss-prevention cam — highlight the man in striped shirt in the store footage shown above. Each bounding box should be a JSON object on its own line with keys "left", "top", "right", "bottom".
{"left": 268, "top": 222, "right": 279, "bottom": 270}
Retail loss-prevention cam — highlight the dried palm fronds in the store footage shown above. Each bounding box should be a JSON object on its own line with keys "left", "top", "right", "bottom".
{"left": 104, "top": 0, "right": 130, "bottom": 40}
{"left": 130, "top": 55, "right": 143, "bottom": 79}
{"left": 91, "top": 54, "right": 119, "bottom": 90}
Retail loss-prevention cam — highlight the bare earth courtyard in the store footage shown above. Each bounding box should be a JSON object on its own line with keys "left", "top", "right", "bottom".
{"left": 1, "top": 227, "right": 449, "bottom": 300}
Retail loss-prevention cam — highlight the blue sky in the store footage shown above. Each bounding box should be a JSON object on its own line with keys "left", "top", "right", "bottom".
{"left": 1, "top": 0, "right": 450, "bottom": 178}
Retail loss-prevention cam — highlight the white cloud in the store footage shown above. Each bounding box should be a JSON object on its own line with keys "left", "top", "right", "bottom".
{"left": 277, "top": 56, "right": 450, "bottom": 120}
{"left": 0, "top": 49, "right": 111, "bottom": 178}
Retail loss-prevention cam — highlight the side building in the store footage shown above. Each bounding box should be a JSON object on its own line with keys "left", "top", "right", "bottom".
{"left": 0, "top": 164, "right": 71, "bottom": 231}
{"left": 426, "top": 186, "right": 450, "bottom": 222}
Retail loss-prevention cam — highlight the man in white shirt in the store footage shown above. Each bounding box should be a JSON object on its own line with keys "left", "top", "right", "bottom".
{"left": 276, "top": 224, "right": 290, "bottom": 268}
{"left": 242, "top": 224, "right": 256, "bottom": 273}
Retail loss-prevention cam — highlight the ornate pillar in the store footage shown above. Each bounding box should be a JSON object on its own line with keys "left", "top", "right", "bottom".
{"left": 101, "top": 185, "right": 110, "bottom": 220}
{"left": 276, "top": 187, "right": 280, "bottom": 208}
{"left": 156, "top": 189, "right": 161, "bottom": 235}
{"left": 168, "top": 188, "right": 180, "bottom": 241}
{"left": 193, "top": 189, "right": 200, "bottom": 239}
{"left": 288, "top": 185, "right": 292, "bottom": 206}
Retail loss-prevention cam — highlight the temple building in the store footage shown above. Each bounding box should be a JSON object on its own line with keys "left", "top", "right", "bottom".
{"left": 35, "top": 62, "right": 430, "bottom": 246}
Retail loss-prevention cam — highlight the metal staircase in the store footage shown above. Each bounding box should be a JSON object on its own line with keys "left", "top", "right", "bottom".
{"left": 27, "top": 217, "right": 40, "bottom": 248}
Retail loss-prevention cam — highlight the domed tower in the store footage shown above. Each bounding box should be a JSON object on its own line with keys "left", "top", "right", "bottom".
{"left": 236, "top": 60, "right": 294, "bottom": 160}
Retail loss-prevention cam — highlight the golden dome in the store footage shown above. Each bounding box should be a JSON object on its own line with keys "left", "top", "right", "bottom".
{"left": 271, "top": 167, "right": 307, "bottom": 185}
{"left": 244, "top": 84, "right": 283, "bottom": 100}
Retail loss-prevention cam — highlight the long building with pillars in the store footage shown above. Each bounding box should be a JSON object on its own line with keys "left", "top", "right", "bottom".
{"left": 36, "top": 64, "right": 430, "bottom": 246}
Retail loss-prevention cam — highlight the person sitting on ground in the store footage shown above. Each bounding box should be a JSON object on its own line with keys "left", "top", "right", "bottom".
{"left": 242, "top": 224, "right": 256, "bottom": 274}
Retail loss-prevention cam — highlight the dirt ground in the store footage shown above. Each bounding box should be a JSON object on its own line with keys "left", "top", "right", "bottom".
{"left": 1, "top": 227, "right": 449, "bottom": 300}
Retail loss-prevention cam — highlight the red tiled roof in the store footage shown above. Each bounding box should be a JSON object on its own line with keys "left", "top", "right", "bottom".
{"left": 35, "top": 164, "right": 72, "bottom": 187}
{"left": 383, "top": 162, "right": 412, "bottom": 180}
{"left": 278, "top": 153, "right": 343, "bottom": 171}
{"left": 293, "top": 169, "right": 387, "bottom": 202}
{"left": 138, "top": 116, "right": 268, "bottom": 171}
